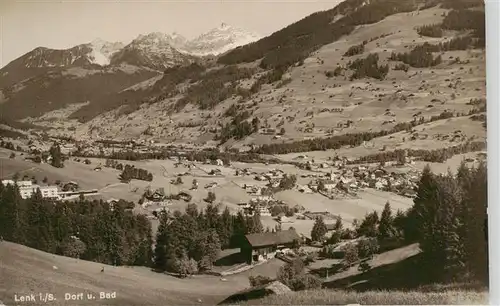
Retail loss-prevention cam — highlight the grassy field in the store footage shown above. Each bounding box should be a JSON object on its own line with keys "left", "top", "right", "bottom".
{"left": 0, "top": 242, "right": 283, "bottom": 306}
{"left": 242, "top": 289, "right": 488, "bottom": 305}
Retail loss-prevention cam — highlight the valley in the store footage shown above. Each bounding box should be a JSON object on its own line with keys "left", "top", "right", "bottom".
{"left": 0, "top": 0, "right": 489, "bottom": 305}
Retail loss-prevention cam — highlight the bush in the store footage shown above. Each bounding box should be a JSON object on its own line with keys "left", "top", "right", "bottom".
{"left": 249, "top": 275, "right": 273, "bottom": 287}
{"left": 394, "top": 63, "right": 409, "bottom": 72}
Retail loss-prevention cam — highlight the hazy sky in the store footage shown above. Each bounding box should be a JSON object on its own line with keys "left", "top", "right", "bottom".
{"left": 0, "top": 0, "right": 341, "bottom": 68}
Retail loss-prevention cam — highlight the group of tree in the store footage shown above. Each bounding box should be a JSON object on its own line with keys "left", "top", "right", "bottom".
{"left": 0, "top": 140, "right": 17, "bottom": 151}
{"left": 277, "top": 258, "right": 322, "bottom": 291}
{"left": 173, "top": 66, "right": 255, "bottom": 111}
{"left": 407, "top": 162, "right": 487, "bottom": 283}
{"left": 105, "top": 159, "right": 125, "bottom": 170}
{"left": 319, "top": 161, "right": 487, "bottom": 285}
{"left": 153, "top": 204, "right": 265, "bottom": 275}
{"left": 217, "top": 110, "right": 255, "bottom": 143}
{"left": 0, "top": 185, "right": 152, "bottom": 266}
{"left": 348, "top": 53, "right": 389, "bottom": 80}
{"left": 416, "top": 24, "right": 443, "bottom": 37}
{"left": 441, "top": 9, "right": 485, "bottom": 46}
{"left": 389, "top": 45, "right": 442, "bottom": 68}
{"left": 119, "top": 164, "right": 153, "bottom": 183}
{"left": 343, "top": 41, "right": 366, "bottom": 56}
{"left": 349, "top": 141, "right": 485, "bottom": 165}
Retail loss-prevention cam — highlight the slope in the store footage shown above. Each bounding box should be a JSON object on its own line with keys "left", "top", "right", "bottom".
{"left": 38, "top": 0, "right": 484, "bottom": 159}
{"left": 0, "top": 241, "right": 249, "bottom": 306}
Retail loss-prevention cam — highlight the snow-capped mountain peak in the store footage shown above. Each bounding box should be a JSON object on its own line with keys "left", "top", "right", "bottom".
{"left": 86, "top": 38, "right": 124, "bottom": 66}
{"left": 181, "top": 23, "right": 262, "bottom": 56}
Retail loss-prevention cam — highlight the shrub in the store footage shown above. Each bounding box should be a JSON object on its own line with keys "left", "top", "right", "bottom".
{"left": 249, "top": 275, "right": 273, "bottom": 287}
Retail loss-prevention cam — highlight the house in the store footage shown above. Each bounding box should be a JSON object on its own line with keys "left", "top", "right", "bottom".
{"left": 322, "top": 179, "right": 337, "bottom": 191}
{"left": 216, "top": 159, "right": 224, "bottom": 166}
{"left": 240, "top": 229, "right": 301, "bottom": 264}
{"left": 94, "top": 166, "right": 102, "bottom": 172}
{"left": 209, "top": 169, "right": 222, "bottom": 176}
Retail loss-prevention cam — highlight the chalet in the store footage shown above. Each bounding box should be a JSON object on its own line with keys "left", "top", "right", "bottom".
{"left": 209, "top": 169, "right": 222, "bottom": 176}
{"left": 178, "top": 192, "right": 192, "bottom": 202}
{"left": 147, "top": 189, "right": 166, "bottom": 201}
{"left": 322, "top": 180, "right": 337, "bottom": 191}
{"left": 241, "top": 229, "right": 301, "bottom": 264}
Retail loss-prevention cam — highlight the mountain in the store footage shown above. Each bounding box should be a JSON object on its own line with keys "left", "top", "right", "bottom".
{"left": 181, "top": 23, "right": 262, "bottom": 56}
{"left": 87, "top": 38, "right": 125, "bottom": 66}
{"left": 0, "top": 39, "right": 124, "bottom": 88}
{"left": 110, "top": 32, "right": 195, "bottom": 70}
{"left": 0, "top": 0, "right": 486, "bottom": 155}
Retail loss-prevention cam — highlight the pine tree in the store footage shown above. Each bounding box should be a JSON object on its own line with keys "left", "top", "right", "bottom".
{"left": 49, "top": 143, "right": 64, "bottom": 168}
{"left": 153, "top": 212, "right": 170, "bottom": 271}
{"left": 311, "top": 217, "right": 328, "bottom": 242}
{"left": 196, "top": 229, "right": 221, "bottom": 271}
{"left": 378, "top": 201, "right": 395, "bottom": 240}
{"left": 231, "top": 211, "right": 247, "bottom": 247}
{"left": 334, "top": 215, "right": 343, "bottom": 231}
{"left": 218, "top": 206, "right": 233, "bottom": 248}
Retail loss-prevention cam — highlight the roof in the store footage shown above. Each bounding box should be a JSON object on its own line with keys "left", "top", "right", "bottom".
{"left": 245, "top": 229, "right": 300, "bottom": 248}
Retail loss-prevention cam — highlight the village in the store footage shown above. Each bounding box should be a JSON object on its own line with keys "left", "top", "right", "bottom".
{"left": 0, "top": 131, "right": 486, "bottom": 281}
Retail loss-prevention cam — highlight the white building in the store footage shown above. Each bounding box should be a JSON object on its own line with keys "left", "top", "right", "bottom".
{"left": 2, "top": 180, "right": 59, "bottom": 199}
{"left": 2, "top": 180, "right": 33, "bottom": 188}
{"left": 19, "top": 185, "right": 59, "bottom": 199}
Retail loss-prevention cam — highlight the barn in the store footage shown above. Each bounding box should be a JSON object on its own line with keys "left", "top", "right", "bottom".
{"left": 241, "top": 229, "right": 301, "bottom": 264}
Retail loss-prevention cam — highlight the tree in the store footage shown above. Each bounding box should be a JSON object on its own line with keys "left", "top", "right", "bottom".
{"left": 175, "top": 177, "right": 183, "bottom": 185}
{"left": 153, "top": 212, "right": 170, "bottom": 272}
{"left": 195, "top": 229, "right": 221, "bottom": 271}
{"left": 42, "top": 176, "right": 48, "bottom": 184}
{"left": 49, "top": 143, "right": 64, "bottom": 168}
{"left": 311, "top": 217, "right": 328, "bottom": 242}
{"left": 205, "top": 192, "right": 216, "bottom": 204}
{"left": 9, "top": 152, "right": 15, "bottom": 159}
{"left": 62, "top": 238, "right": 87, "bottom": 258}
{"left": 191, "top": 179, "right": 198, "bottom": 190}
{"left": 357, "top": 238, "right": 379, "bottom": 259}
{"left": 378, "top": 201, "right": 396, "bottom": 240}
{"left": 342, "top": 243, "right": 359, "bottom": 268}
{"left": 357, "top": 211, "right": 379, "bottom": 237}
{"left": 277, "top": 258, "right": 305, "bottom": 288}
{"left": 279, "top": 174, "right": 297, "bottom": 190}
{"left": 334, "top": 215, "right": 343, "bottom": 231}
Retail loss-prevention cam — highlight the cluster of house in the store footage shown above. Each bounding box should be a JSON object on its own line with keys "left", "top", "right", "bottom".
{"left": 237, "top": 197, "right": 283, "bottom": 217}
{"left": 291, "top": 165, "right": 420, "bottom": 198}
{"left": 1, "top": 179, "right": 98, "bottom": 200}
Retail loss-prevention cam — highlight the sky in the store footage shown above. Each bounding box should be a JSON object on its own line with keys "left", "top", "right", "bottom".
{"left": 0, "top": 0, "right": 342, "bottom": 68}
